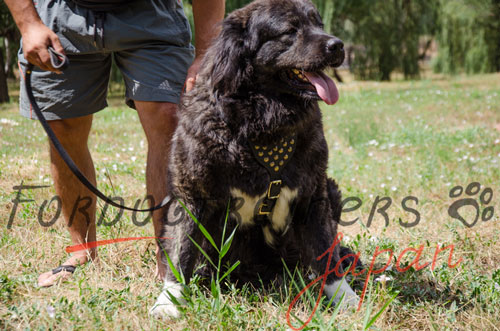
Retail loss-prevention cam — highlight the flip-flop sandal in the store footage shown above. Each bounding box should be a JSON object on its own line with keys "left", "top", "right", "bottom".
{"left": 52, "top": 265, "right": 76, "bottom": 274}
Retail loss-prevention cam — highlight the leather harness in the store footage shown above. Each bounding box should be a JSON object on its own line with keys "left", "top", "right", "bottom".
{"left": 249, "top": 134, "right": 297, "bottom": 216}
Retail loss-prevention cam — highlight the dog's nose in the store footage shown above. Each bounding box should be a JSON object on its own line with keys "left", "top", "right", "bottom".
{"left": 326, "top": 38, "right": 344, "bottom": 54}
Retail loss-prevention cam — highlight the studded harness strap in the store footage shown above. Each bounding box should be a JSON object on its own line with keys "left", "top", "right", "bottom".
{"left": 249, "top": 134, "right": 298, "bottom": 216}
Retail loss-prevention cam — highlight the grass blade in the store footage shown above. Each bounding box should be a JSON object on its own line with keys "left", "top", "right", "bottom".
{"left": 220, "top": 225, "right": 238, "bottom": 259}
{"left": 163, "top": 247, "right": 184, "bottom": 284}
{"left": 177, "top": 198, "right": 219, "bottom": 252}
{"left": 220, "top": 261, "right": 241, "bottom": 282}
{"left": 188, "top": 235, "right": 217, "bottom": 269}
{"left": 365, "top": 292, "right": 397, "bottom": 329}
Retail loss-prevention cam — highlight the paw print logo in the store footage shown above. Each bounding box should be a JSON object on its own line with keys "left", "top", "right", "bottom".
{"left": 448, "top": 182, "right": 495, "bottom": 228}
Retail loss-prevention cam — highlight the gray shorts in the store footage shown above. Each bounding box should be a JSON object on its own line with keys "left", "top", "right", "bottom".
{"left": 19, "top": 0, "right": 195, "bottom": 120}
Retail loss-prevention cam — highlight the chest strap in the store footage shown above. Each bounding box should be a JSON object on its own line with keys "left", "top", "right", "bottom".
{"left": 249, "top": 134, "right": 297, "bottom": 216}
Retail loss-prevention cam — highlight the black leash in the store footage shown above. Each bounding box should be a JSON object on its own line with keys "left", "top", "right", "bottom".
{"left": 24, "top": 47, "right": 172, "bottom": 212}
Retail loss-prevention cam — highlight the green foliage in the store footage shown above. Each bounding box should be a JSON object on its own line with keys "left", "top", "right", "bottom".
{"left": 434, "top": 0, "right": 500, "bottom": 74}
{"left": 314, "top": 0, "right": 439, "bottom": 81}
{"left": 225, "top": 0, "right": 253, "bottom": 13}
{"left": 172, "top": 0, "right": 500, "bottom": 80}
{"left": 0, "top": 273, "right": 17, "bottom": 304}
{"left": 163, "top": 200, "right": 241, "bottom": 319}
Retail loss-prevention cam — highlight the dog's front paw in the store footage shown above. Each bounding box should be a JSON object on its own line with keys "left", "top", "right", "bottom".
{"left": 326, "top": 278, "right": 359, "bottom": 310}
{"left": 150, "top": 293, "right": 181, "bottom": 319}
{"left": 150, "top": 281, "right": 185, "bottom": 319}
{"left": 338, "top": 291, "right": 360, "bottom": 309}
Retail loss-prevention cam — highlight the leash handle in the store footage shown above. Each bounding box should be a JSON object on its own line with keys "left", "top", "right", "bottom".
{"left": 24, "top": 52, "right": 173, "bottom": 213}
{"left": 48, "top": 47, "right": 69, "bottom": 70}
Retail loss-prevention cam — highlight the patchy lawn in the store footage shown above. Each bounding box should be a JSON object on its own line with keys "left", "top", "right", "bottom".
{"left": 1, "top": 73, "right": 499, "bottom": 330}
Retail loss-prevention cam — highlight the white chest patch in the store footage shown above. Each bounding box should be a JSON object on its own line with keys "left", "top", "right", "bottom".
{"left": 230, "top": 187, "right": 298, "bottom": 245}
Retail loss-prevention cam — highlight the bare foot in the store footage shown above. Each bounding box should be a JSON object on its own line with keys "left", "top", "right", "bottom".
{"left": 37, "top": 251, "right": 95, "bottom": 287}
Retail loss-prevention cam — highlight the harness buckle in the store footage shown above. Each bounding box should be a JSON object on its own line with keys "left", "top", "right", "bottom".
{"left": 258, "top": 203, "right": 271, "bottom": 215}
{"left": 267, "top": 180, "right": 282, "bottom": 199}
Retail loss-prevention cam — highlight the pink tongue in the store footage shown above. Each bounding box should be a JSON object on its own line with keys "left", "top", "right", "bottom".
{"left": 303, "top": 71, "right": 339, "bottom": 105}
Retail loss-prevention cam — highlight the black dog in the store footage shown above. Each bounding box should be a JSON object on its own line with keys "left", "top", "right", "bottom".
{"left": 151, "top": 0, "right": 359, "bottom": 318}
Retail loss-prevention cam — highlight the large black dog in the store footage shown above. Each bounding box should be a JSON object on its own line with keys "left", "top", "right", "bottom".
{"left": 151, "top": 0, "right": 359, "bottom": 318}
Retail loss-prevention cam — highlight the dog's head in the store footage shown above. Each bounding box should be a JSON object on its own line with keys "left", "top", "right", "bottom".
{"left": 203, "top": 0, "right": 344, "bottom": 106}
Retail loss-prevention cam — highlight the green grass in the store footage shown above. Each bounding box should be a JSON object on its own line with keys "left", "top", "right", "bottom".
{"left": 1, "top": 73, "right": 500, "bottom": 330}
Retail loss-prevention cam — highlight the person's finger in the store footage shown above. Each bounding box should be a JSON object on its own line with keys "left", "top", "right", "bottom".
{"left": 30, "top": 53, "right": 49, "bottom": 72}
{"left": 185, "top": 75, "right": 199, "bottom": 93}
{"left": 185, "top": 77, "right": 195, "bottom": 93}
{"left": 35, "top": 53, "right": 61, "bottom": 73}
{"left": 38, "top": 47, "right": 61, "bottom": 73}
{"left": 49, "top": 33, "right": 65, "bottom": 55}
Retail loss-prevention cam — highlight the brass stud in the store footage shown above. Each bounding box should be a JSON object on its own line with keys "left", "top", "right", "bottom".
{"left": 290, "top": 139, "right": 295, "bottom": 145}
{"left": 270, "top": 162, "right": 275, "bottom": 167}
{"left": 262, "top": 146, "right": 267, "bottom": 150}
{"left": 258, "top": 152, "right": 264, "bottom": 157}
{"left": 273, "top": 146, "right": 278, "bottom": 152}
{"left": 274, "top": 155, "right": 279, "bottom": 160}
{"left": 288, "top": 147, "right": 293, "bottom": 152}
{"left": 268, "top": 151, "right": 273, "bottom": 155}
{"left": 264, "top": 157, "right": 269, "bottom": 162}
{"left": 283, "top": 142, "right": 288, "bottom": 147}
{"left": 255, "top": 146, "right": 260, "bottom": 150}
{"left": 279, "top": 161, "right": 284, "bottom": 166}
{"left": 284, "top": 155, "right": 289, "bottom": 160}
{"left": 274, "top": 166, "right": 280, "bottom": 172}
{"left": 279, "top": 148, "right": 284, "bottom": 153}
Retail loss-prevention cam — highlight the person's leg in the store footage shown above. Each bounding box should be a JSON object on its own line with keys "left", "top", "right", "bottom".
{"left": 135, "top": 101, "right": 178, "bottom": 280}
{"left": 38, "top": 115, "right": 97, "bottom": 287}
{"left": 107, "top": 0, "right": 193, "bottom": 281}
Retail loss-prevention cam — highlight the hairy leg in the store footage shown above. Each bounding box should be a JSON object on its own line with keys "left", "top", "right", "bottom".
{"left": 135, "top": 101, "right": 178, "bottom": 280}
{"left": 38, "top": 114, "right": 97, "bottom": 287}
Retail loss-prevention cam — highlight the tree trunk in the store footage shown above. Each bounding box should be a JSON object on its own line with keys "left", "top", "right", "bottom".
{"left": 0, "top": 50, "right": 10, "bottom": 104}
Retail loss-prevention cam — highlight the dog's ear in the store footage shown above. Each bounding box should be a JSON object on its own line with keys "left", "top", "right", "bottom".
{"left": 209, "top": 12, "right": 251, "bottom": 95}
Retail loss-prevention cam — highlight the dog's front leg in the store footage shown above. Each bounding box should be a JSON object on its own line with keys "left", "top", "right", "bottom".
{"left": 151, "top": 198, "right": 207, "bottom": 319}
{"left": 298, "top": 196, "right": 359, "bottom": 309}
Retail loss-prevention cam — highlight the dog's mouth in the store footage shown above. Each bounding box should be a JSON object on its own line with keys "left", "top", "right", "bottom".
{"left": 281, "top": 69, "right": 339, "bottom": 105}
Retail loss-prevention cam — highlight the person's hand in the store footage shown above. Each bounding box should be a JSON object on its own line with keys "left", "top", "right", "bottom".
{"left": 21, "top": 22, "right": 64, "bottom": 73}
{"left": 184, "top": 56, "right": 203, "bottom": 93}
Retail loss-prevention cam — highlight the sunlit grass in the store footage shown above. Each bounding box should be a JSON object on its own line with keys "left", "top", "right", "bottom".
{"left": 1, "top": 73, "right": 499, "bottom": 329}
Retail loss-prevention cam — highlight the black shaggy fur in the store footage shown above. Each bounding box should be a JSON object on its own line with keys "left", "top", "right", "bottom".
{"left": 158, "top": 0, "right": 354, "bottom": 290}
